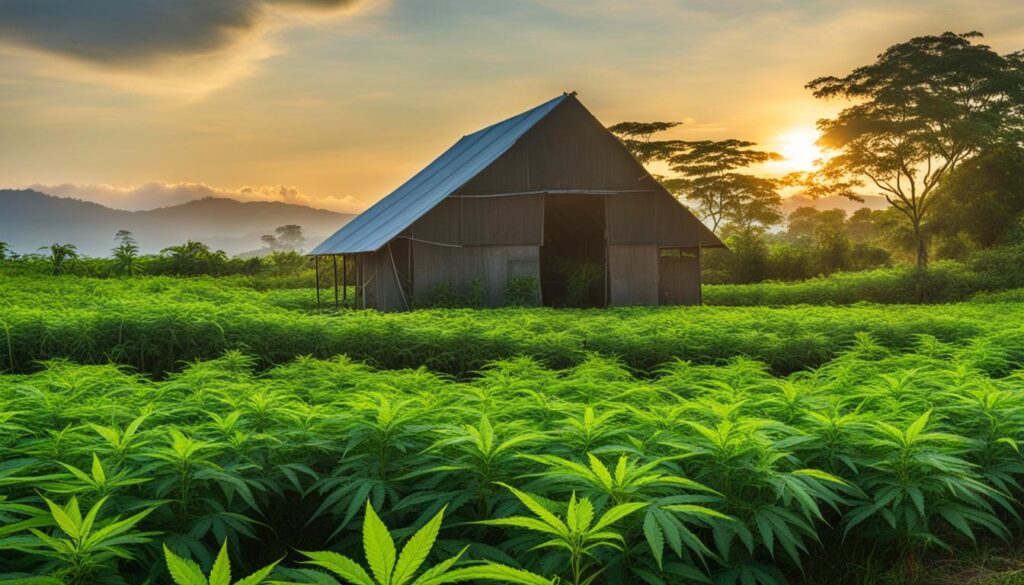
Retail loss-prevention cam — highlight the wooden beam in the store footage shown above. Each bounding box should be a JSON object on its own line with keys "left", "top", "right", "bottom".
{"left": 314, "top": 255, "right": 321, "bottom": 309}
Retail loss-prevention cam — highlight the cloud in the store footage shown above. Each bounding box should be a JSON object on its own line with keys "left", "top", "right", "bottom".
{"left": 0, "top": 0, "right": 373, "bottom": 96}
{"left": 28, "top": 182, "right": 358, "bottom": 212}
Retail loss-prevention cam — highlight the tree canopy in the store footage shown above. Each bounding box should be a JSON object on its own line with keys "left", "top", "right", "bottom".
{"left": 665, "top": 140, "right": 782, "bottom": 234}
{"left": 807, "top": 31, "right": 1024, "bottom": 266}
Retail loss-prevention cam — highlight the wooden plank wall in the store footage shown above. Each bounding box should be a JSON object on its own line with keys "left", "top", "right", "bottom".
{"left": 459, "top": 97, "right": 663, "bottom": 195}
{"left": 658, "top": 249, "right": 701, "bottom": 305}
{"left": 461, "top": 194, "right": 543, "bottom": 246}
{"left": 607, "top": 191, "right": 705, "bottom": 247}
{"left": 463, "top": 245, "right": 540, "bottom": 307}
{"left": 406, "top": 192, "right": 542, "bottom": 307}
{"left": 608, "top": 244, "right": 658, "bottom": 305}
{"left": 361, "top": 248, "right": 408, "bottom": 312}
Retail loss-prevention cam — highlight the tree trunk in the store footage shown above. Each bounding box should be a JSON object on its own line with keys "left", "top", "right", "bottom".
{"left": 912, "top": 218, "right": 928, "bottom": 269}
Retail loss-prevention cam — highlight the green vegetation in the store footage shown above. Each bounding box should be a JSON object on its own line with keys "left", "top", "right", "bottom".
{"left": 1, "top": 320, "right": 1023, "bottom": 584}
{"left": 3, "top": 275, "right": 1024, "bottom": 378}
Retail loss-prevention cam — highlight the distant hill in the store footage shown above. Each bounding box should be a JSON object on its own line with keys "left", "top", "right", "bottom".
{"left": 0, "top": 189, "right": 354, "bottom": 257}
{"left": 781, "top": 194, "right": 889, "bottom": 216}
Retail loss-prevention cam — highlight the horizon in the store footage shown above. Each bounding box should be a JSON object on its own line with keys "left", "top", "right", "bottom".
{"left": 2, "top": 1, "right": 1022, "bottom": 214}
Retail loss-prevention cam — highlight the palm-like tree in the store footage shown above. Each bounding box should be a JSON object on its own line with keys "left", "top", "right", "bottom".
{"left": 112, "top": 231, "right": 140, "bottom": 276}
{"left": 40, "top": 243, "right": 78, "bottom": 274}
{"left": 0, "top": 241, "right": 9, "bottom": 260}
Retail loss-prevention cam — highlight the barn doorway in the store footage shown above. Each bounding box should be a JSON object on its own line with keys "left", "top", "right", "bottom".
{"left": 540, "top": 194, "right": 607, "bottom": 307}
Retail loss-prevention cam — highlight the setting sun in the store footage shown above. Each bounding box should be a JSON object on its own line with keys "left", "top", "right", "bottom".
{"left": 776, "top": 127, "right": 825, "bottom": 171}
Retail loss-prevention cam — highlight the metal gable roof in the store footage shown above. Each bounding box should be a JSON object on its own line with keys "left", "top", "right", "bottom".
{"left": 310, "top": 93, "right": 570, "bottom": 255}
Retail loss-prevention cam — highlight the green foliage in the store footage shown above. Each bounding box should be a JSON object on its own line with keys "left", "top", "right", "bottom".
{"left": 38, "top": 244, "right": 78, "bottom": 275}
{"left": 930, "top": 145, "right": 1024, "bottom": 249}
{"left": 704, "top": 262, "right": 987, "bottom": 305}
{"left": 666, "top": 140, "right": 782, "bottom": 234}
{"left": 164, "top": 539, "right": 278, "bottom": 585}
{"left": 807, "top": 31, "right": 1024, "bottom": 267}
{"left": 295, "top": 500, "right": 550, "bottom": 585}
{"left": 11, "top": 496, "right": 156, "bottom": 584}
{"left": 417, "top": 279, "right": 487, "bottom": 309}
{"left": 464, "top": 279, "right": 486, "bottom": 309}
{"left": 564, "top": 263, "right": 602, "bottom": 308}
{"left": 160, "top": 241, "right": 233, "bottom": 276}
{"left": 111, "top": 231, "right": 140, "bottom": 277}
{"left": 0, "top": 329, "right": 1022, "bottom": 583}
{"left": 4, "top": 274, "right": 1024, "bottom": 377}
{"left": 503, "top": 276, "right": 539, "bottom": 307}
{"left": 479, "top": 484, "right": 646, "bottom": 585}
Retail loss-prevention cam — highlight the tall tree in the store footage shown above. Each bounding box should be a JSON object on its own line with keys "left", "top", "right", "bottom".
{"left": 665, "top": 140, "right": 782, "bottom": 233}
{"left": 261, "top": 224, "right": 306, "bottom": 252}
{"left": 807, "top": 31, "right": 1024, "bottom": 267}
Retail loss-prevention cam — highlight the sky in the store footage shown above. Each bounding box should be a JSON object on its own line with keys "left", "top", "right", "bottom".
{"left": 1, "top": 0, "right": 1022, "bottom": 213}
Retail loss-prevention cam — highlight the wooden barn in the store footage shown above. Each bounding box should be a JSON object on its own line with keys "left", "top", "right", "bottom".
{"left": 309, "top": 93, "right": 725, "bottom": 311}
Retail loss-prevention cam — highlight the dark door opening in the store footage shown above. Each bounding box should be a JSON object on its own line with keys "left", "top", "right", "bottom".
{"left": 540, "top": 194, "right": 607, "bottom": 307}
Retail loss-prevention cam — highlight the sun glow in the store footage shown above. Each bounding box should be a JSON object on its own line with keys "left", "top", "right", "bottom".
{"left": 775, "top": 127, "right": 825, "bottom": 172}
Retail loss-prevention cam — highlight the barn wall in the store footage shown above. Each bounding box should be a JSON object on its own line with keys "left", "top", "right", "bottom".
{"left": 461, "top": 195, "right": 543, "bottom": 245}
{"left": 410, "top": 243, "right": 461, "bottom": 301}
{"left": 462, "top": 245, "right": 540, "bottom": 307}
{"left": 658, "top": 248, "right": 701, "bottom": 305}
{"left": 361, "top": 248, "right": 408, "bottom": 311}
{"left": 407, "top": 192, "right": 542, "bottom": 307}
{"left": 608, "top": 244, "right": 658, "bottom": 306}
{"left": 413, "top": 198, "right": 461, "bottom": 244}
{"left": 607, "top": 192, "right": 705, "bottom": 247}
{"left": 409, "top": 243, "right": 540, "bottom": 308}
{"left": 459, "top": 98, "right": 663, "bottom": 195}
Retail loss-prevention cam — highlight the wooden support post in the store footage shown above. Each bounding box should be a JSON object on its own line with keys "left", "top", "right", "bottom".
{"left": 697, "top": 242, "right": 703, "bottom": 306}
{"left": 314, "top": 255, "right": 321, "bottom": 309}
{"left": 342, "top": 254, "right": 348, "bottom": 305}
{"left": 333, "top": 255, "right": 339, "bottom": 308}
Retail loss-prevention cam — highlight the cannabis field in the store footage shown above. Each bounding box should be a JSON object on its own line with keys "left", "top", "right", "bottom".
{"left": 3, "top": 277, "right": 1024, "bottom": 585}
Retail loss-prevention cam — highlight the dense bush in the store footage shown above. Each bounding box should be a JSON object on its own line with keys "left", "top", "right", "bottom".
{"left": 503, "top": 275, "right": 540, "bottom": 306}
{"left": 705, "top": 261, "right": 986, "bottom": 306}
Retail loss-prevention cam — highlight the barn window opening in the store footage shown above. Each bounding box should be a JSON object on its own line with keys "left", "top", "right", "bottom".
{"left": 540, "top": 194, "right": 607, "bottom": 307}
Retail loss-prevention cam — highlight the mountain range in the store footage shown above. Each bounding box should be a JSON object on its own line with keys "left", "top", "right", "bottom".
{"left": 0, "top": 189, "right": 887, "bottom": 258}
{"left": 0, "top": 189, "right": 354, "bottom": 257}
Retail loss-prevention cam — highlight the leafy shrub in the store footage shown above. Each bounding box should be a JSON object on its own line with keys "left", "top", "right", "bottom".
{"left": 464, "top": 278, "right": 486, "bottom": 308}
{"left": 504, "top": 275, "right": 540, "bottom": 307}
{"left": 705, "top": 262, "right": 986, "bottom": 306}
